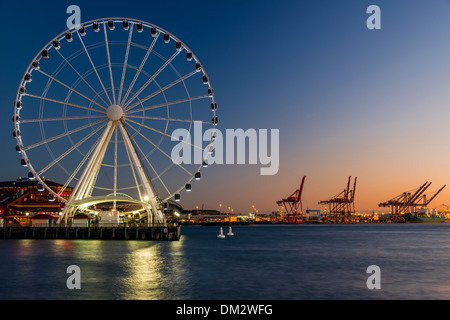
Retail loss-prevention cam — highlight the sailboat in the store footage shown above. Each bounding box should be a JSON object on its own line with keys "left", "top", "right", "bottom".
{"left": 217, "top": 227, "right": 225, "bottom": 238}
{"left": 227, "top": 226, "right": 234, "bottom": 236}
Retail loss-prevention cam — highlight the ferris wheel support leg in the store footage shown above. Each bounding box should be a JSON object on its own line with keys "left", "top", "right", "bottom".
{"left": 118, "top": 121, "right": 165, "bottom": 225}
{"left": 76, "top": 122, "right": 115, "bottom": 200}
{"left": 58, "top": 121, "right": 116, "bottom": 223}
{"left": 144, "top": 206, "right": 153, "bottom": 227}
{"left": 58, "top": 205, "right": 77, "bottom": 225}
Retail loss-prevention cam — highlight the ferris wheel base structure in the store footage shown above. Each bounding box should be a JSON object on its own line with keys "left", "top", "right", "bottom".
{"left": 60, "top": 195, "right": 162, "bottom": 225}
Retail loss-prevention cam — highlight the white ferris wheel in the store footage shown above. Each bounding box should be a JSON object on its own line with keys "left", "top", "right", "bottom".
{"left": 12, "top": 18, "right": 218, "bottom": 225}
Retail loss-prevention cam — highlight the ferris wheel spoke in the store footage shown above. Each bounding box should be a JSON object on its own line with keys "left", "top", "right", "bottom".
{"left": 77, "top": 31, "right": 113, "bottom": 105}
{"left": 124, "top": 120, "right": 193, "bottom": 176}
{"left": 36, "top": 122, "right": 107, "bottom": 176}
{"left": 124, "top": 69, "right": 199, "bottom": 112}
{"left": 55, "top": 50, "right": 110, "bottom": 108}
{"left": 120, "top": 123, "right": 144, "bottom": 201}
{"left": 127, "top": 94, "right": 210, "bottom": 115}
{"left": 120, "top": 121, "right": 165, "bottom": 203}
{"left": 36, "top": 69, "right": 108, "bottom": 111}
{"left": 117, "top": 25, "right": 134, "bottom": 105}
{"left": 123, "top": 50, "right": 181, "bottom": 109}
{"left": 57, "top": 126, "right": 106, "bottom": 196}
{"left": 125, "top": 124, "right": 172, "bottom": 196}
{"left": 126, "top": 114, "right": 209, "bottom": 124}
{"left": 113, "top": 124, "right": 118, "bottom": 199}
{"left": 23, "top": 93, "right": 106, "bottom": 114}
{"left": 125, "top": 118, "right": 203, "bottom": 151}
{"left": 20, "top": 114, "right": 104, "bottom": 124}
{"left": 103, "top": 22, "right": 116, "bottom": 104}
{"left": 23, "top": 119, "right": 105, "bottom": 151}
{"left": 121, "top": 32, "right": 160, "bottom": 105}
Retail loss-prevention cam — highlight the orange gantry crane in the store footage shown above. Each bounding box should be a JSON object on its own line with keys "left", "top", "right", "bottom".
{"left": 276, "top": 176, "right": 306, "bottom": 223}
{"left": 318, "top": 176, "right": 357, "bottom": 223}
{"left": 378, "top": 182, "right": 446, "bottom": 221}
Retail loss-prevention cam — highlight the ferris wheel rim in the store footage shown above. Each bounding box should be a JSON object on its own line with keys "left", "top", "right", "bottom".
{"left": 13, "top": 17, "right": 217, "bottom": 207}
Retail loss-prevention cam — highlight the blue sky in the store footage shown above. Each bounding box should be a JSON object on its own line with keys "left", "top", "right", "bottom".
{"left": 2, "top": 0, "right": 450, "bottom": 213}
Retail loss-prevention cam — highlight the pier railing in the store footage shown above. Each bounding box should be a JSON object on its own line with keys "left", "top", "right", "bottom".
{"left": 0, "top": 222, "right": 181, "bottom": 240}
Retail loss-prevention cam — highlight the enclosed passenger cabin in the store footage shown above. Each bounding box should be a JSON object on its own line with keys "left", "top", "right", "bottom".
{"left": 150, "top": 27, "right": 157, "bottom": 36}
{"left": 78, "top": 26, "right": 86, "bottom": 36}
{"left": 37, "top": 183, "right": 44, "bottom": 192}
{"left": 195, "top": 172, "right": 201, "bottom": 180}
{"left": 27, "top": 171, "right": 35, "bottom": 180}
{"left": 93, "top": 21, "right": 100, "bottom": 32}
{"left": 163, "top": 33, "right": 170, "bottom": 43}
{"left": 65, "top": 32, "right": 73, "bottom": 42}
{"left": 175, "top": 41, "right": 182, "bottom": 51}
{"left": 108, "top": 20, "right": 115, "bottom": 30}
{"left": 20, "top": 158, "right": 27, "bottom": 167}
{"left": 174, "top": 193, "right": 181, "bottom": 202}
{"left": 32, "top": 61, "right": 40, "bottom": 70}
{"left": 185, "top": 183, "right": 192, "bottom": 192}
{"left": 136, "top": 23, "right": 143, "bottom": 32}
{"left": 122, "top": 19, "right": 129, "bottom": 30}
{"left": 186, "top": 52, "right": 193, "bottom": 61}
{"left": 24, "top": 73, "right": 32, "bottom": 83}
{"left": 52, "top": 40, "right": 60, "bottom": 50}
{"left": 41, "top": 49, "right": 49, "bottom": 59}
{"left": 15, "top": 101, "right": 22, "bottom": 110}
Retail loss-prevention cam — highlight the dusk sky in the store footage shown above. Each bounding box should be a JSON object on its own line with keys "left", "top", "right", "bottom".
{"left": 2, "top": 0, "right": 450, "bottom": 214}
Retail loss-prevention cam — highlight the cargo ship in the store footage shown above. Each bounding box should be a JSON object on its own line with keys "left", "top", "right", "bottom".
{"left": 403, "top": 208, "right": 446, "bottom": 223}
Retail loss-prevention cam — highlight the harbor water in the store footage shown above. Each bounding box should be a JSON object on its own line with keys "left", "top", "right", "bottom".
{"left": 1, "top": 223, "right": 450, "bottom": 300}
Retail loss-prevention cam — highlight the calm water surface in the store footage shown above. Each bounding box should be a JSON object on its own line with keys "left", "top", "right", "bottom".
{"left": 1, "top": 223, "right": 450, "bottom": 300}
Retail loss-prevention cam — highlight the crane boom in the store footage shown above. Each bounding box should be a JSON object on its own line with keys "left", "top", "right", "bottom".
{"left": 425, "top": 185, "right": 446, "bottom": 206}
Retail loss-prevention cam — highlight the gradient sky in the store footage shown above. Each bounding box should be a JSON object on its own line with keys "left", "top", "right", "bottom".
{"left": 2, "top": 0, "right": 450, "bottom": 213}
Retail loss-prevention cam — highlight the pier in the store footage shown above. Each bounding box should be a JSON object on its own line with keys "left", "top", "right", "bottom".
{"left": 0, "top": 223, "right": 181, "bottom": 241}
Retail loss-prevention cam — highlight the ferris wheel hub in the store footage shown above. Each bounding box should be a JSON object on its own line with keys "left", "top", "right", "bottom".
{"left": 106, "top": 104, "right": 124, "bottom": 121}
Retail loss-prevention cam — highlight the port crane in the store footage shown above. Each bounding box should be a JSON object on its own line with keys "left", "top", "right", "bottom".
{"left": 318, "top": 176, "right": 357, "bottom": 223}
{"left": 276, "top": 176, "right": 306, "bottom": 223}
{"left": 378, "top": 182, "right": 446, "bottom": 221}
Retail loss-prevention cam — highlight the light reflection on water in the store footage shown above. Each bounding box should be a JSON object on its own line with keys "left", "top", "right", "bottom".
{"left": 2, "top": 224, "right": 450, "bottom": 299}
{"left": 117, "top": 239, "right": 191, "bottom": 300}
{"left": 0, "top": 238, "right": 191, "bottom": 300}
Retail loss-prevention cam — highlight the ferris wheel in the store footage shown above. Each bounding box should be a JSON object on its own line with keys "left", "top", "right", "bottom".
{"left": 12, "top": 18, "right": 218, "bottom": 224}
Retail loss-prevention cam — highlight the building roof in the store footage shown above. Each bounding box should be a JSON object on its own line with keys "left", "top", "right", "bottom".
{"left": 29, "top": 214, "right": 59, "bottom": 220}
{"left": 70, "top": 213, "right": 94, "bottom": 219}
{"left": 0, "top": 178, "right": 71, "bottom": 189}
